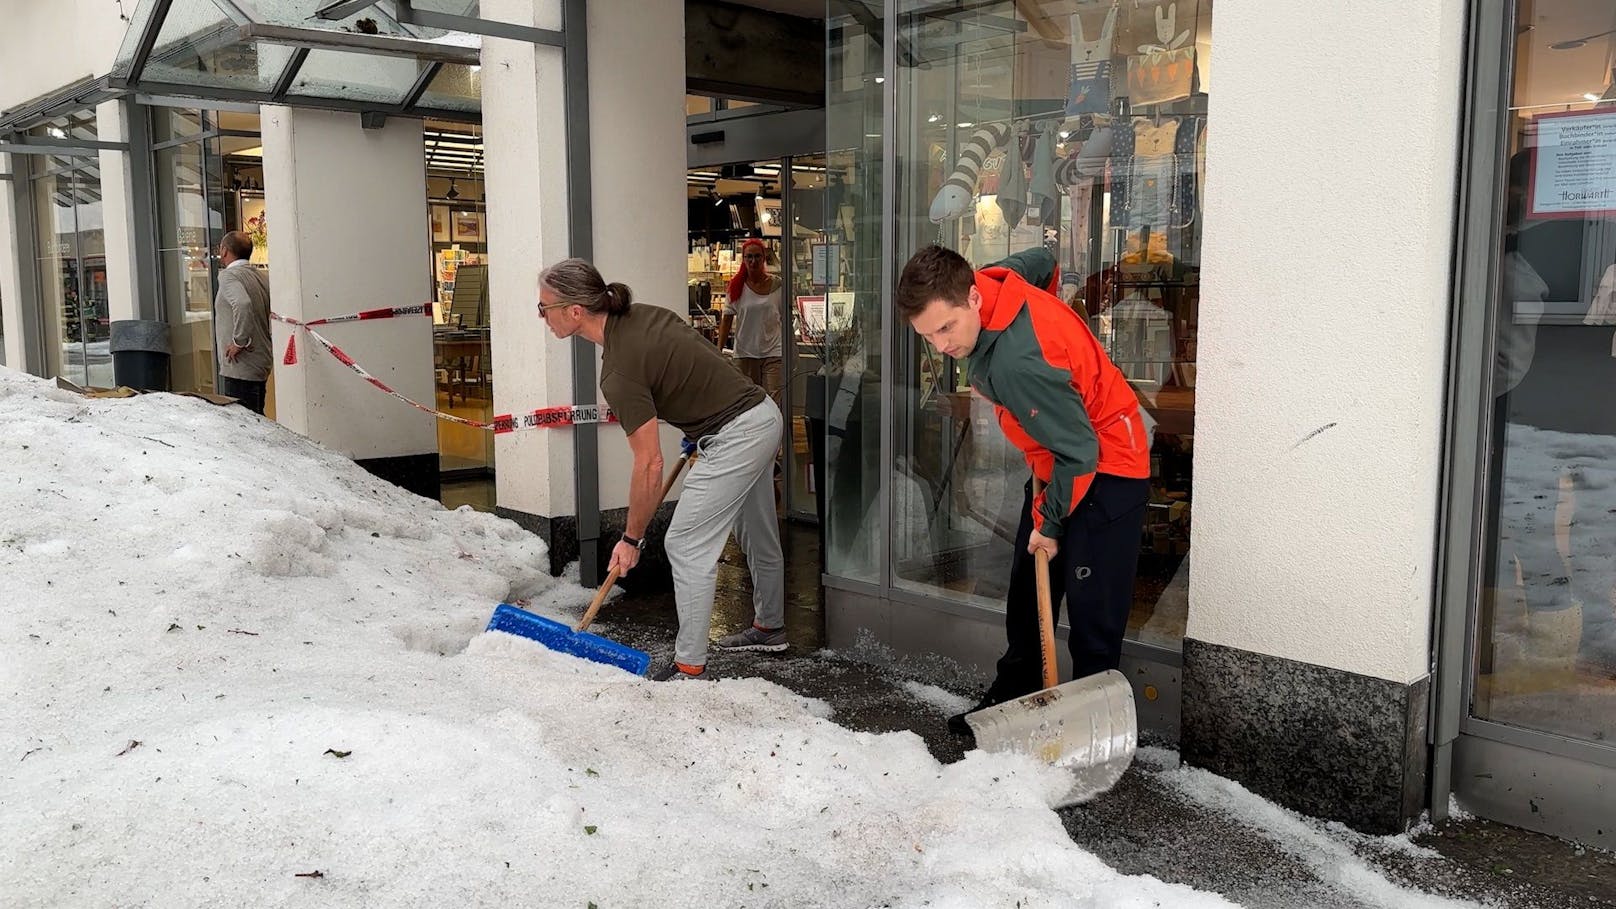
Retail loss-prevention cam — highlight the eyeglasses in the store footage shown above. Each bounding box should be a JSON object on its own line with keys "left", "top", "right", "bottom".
{"left": 538, "top": 301, "right": 572, "bottom": 315}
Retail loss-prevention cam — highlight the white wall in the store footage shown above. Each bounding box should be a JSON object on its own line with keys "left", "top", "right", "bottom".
{"left": 586, "top": 0, "right": 690, "bottom": 510}
{"left": 483, "top": 0, "right": 575, "bottom": 519}
{"left": 484, "top": 0, "right": 687, "bottom": 520}
{"left": 95, "top": 99, "right": 140, "bottom": 323}
{"left": 0, "top": 0, "right": 129, "bottom": 111}
{"left": 1188, "top": 0, "right": 1466, "bottom": 684}
{"left": 0, "top": 155, "right": 24, "bottom": 369}
{"left": 262, "top": 106, "right": 437, "bottom": 462}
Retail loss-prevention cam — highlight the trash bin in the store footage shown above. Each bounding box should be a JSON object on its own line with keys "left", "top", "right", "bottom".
{"left": 109, "top": 320, "right": 172, "bottom": 392}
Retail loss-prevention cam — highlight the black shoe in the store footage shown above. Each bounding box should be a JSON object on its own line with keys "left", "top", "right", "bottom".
{"left": 947, "top": 710, "right": 975, "bottom": 736}
{"left": 947, "top": 694, "right": 999, "bottom": 737}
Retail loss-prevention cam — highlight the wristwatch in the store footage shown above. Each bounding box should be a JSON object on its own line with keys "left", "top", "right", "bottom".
{"left": 621, "top": 533, "right": 646, "bottom": 551}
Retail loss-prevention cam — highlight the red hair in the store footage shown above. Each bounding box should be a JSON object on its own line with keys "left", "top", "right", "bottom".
{"left": 728, "top": 238, "right": 768, "bottom": 303}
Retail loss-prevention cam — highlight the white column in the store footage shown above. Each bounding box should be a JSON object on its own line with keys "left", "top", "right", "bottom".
{"left": 483, "top": 0, "right": 688, "bottom": 526}
{"left": 95, "top": 99, "right": 140, "bottom": 323}
{"left": 1189, "top": 0, "right": 1466, "bottom": 684}
{"left": 483, "top": 0, "right": 575, "bottom": 520}
{"left": 586, "top": 0, "right": 690, "bottom": 509}
{"left": 261, "top": 106, "right": 436, "bottom": 464}
{"left": 0, "top": 154, "right": 25, "bottom": 370}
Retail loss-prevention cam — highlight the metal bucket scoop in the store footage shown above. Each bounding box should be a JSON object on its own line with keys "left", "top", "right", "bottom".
{"left": 964, "top": 546, "right": 1138, "bottom": 807}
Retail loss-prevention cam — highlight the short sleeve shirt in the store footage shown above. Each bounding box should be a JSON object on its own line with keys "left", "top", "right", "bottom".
{"left": 600, "top": 304, "right": 766, "bottom": 440}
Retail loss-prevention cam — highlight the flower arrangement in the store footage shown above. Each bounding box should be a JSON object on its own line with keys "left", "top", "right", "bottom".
{"left": 246, "top": 214, "right": 269, "bottom": 264}
{"left": 246, "top": 214, "right": 268, "bottom": 247}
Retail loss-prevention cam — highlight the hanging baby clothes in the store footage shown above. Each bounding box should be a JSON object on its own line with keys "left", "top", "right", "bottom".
{"left": 1027, "top": 120, "right": 1060, "bottom": 224}
{"left": 997, "top": 123, "right": 1030, "bottom": 228}
{"left": 1123, "top": 117, "right": 1180, "bottom": 229}
{"left": 1066, "top": 6, "right": 1118, "bottom": 116}
{"left": 1127, "top": 3, "right": 1195, "bottom": 105}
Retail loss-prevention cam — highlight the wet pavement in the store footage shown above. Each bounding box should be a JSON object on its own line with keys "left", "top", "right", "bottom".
{"left": 582, "top": 524, "right": 1616, "bottom": 909}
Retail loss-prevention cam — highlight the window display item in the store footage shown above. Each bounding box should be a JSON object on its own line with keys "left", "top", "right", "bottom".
{"left": 1127, "top": 46, "right": 1196, "bottom": 105}
{"left": 1065, "top": 6, "right": 1118, "bottom": 116}
{"left": 1028, "top": 119, "right": 1060, "bottom": 225}
{"left": 1053, "top": 125, "right": 1114, "bottom": 186}
{"left": 1143, "top": 2, "right": 1192, "bottom": 53}
{"left": 998, "top": 123, "right": 1031, "bottom": 228}
{"left": 928, "top": 122, "right": 1013, "bottom": 223}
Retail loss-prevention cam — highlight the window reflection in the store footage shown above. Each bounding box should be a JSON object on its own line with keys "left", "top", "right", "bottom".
{"left": 890, "top": 0, "right": 1210, "bottom": 648}
{"left": 30, "top": 113, "right": 108, "bottom": 387}
{"left": 1474, "top": 0, "right": 1616, "bottom": 744}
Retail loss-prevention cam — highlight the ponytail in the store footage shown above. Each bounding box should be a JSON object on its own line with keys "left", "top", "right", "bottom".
{"left": 603, "top": 282, "right": 633, "bottom": 315}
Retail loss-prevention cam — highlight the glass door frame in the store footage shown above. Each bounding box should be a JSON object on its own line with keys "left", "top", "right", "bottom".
{"left": 1431, "top": 0, "right": 1616, "bottom": 843}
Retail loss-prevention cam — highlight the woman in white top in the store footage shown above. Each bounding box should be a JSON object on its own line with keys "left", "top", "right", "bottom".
{"left": 723, "top": 238, "right": 784, "bottom": 405}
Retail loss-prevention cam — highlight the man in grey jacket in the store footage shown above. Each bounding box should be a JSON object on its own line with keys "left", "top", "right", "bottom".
{"left": 213, "top": 230, "right": 273, "bottom": 414}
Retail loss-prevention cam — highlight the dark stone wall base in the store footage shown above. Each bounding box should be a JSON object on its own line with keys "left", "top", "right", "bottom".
{"left": 496, "top": 502, "right": 679, "bottom": 591}
{"left": 355, "top": 453, "right": 440, "bottom": 502}
{"left": 1181, "top": 638, "right": 1428, "bottom": 835}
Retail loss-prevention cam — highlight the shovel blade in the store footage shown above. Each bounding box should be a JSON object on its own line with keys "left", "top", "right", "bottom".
{"left": 487, "top": 604, "right": 652, "bottom": 676}
{"left": 964, "top": 669, "right": 1137, "bottom": 808}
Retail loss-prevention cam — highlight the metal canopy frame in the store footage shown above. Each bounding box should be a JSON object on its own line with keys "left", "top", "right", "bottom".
{"left": 0, "top": 76, "right": 125, "bottom": 138}
{"left": 109, "top": 0, "right": 485, "bottom": 120}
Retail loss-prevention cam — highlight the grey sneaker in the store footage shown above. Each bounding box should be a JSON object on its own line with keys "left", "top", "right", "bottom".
{"left": 651, "top": 663, "right": 711, "bottom": 681}
{"left": 714, "top": 625, "right": 789, "bottom": 652}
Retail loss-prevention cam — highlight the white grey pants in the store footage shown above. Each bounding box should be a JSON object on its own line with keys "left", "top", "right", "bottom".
{"left": 668, "top": 398, "right": 785, "bottom": 666}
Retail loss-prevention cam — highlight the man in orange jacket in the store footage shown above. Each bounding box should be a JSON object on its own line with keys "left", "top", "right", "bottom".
{"left": 896, "top": 244, "right": 1153, "bottom": 737}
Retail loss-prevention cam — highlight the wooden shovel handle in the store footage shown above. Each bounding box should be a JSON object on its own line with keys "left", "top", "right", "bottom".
{"left": 573, "top": 451, "right": 696, "bottom": 633}
{"left": 1032, "top": 478, "right": 1059, "bottom": 690}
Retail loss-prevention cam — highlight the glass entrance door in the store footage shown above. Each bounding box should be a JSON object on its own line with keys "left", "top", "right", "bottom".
{"left": 1441, "top": 0, "right": 1616, "bottom": 847}
{"left": 782, "top": 154, "right": 831, "bottom": 523}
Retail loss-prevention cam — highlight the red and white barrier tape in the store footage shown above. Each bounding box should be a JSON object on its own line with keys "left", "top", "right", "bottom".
{"left": 272, "top": 304, "right": 432, "bottom": 366}
{"left": 273, "top": 304, "right": 615, "bottom": 434}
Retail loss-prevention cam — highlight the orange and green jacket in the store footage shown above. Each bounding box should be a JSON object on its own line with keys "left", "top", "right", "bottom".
{"left": 967, "top": 248, "right": 1152, "bottom": 537}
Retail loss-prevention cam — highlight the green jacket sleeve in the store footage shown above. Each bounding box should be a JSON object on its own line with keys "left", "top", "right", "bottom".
{"left": 995, "top": 353, "right": 1098, "bottom": 537}
{"left": 992, "top": 247, "right": 1058, "bottom": 293}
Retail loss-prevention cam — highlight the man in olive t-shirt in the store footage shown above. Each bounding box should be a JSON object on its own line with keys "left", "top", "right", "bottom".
{"left": 538, "top": 258, "right": 787, "bottom": 680}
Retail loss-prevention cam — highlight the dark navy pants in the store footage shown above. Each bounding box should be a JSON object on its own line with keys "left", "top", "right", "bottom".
{"left": 988, "top": 473, "right": 1150, "bottom": 701}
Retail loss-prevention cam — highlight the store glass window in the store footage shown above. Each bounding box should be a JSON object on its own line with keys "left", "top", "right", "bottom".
{"left": 154, "top": 108, "right": 265, "bottom": 397}
{"left": 1473, "top": 0, "right": 1616, "bottom": 744}
{"left": 822, "top": 6, "right": 887, "bottom": 584}
{"left": 29, "top": 112, "right": 109, "bottom": 387}
{"left": 887, "top": 0, "right": 1208, "bottom": 644}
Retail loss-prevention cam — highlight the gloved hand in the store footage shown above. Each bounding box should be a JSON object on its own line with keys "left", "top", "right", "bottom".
{"left": 680, "top": 437, "right": 698, "bottom": 458}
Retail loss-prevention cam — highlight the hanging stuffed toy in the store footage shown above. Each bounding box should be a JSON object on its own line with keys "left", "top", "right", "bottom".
{"left": 928, "top": 122, "right": 1013, "bottom": 223}
{"left": 1127, "top": 2, "right": 1196, "bottom": 106}
{"left": 1027, "top": 119, "right": 1060, "bottom": 224}
{"left": 1066, "top": 6, "right": 1118, "bottom": 116}
{"left": 1053, "top": 125, "right": 1114, "bottom": 187}
{"left": 997, "top": 122, "right": 1030, "bottom": 228}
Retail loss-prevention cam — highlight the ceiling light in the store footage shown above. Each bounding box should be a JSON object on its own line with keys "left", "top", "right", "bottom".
{"left": 874, "top": 76, "right": 885, "bottom": 84}
{"left": 446, "top": 178, "right": 460, "bottom": 200}
{"left": 927, "top": 114, "right": 940, "bottom": 123}
{"left": 957, "top": 121, "right": 974, "bottom": 128}
{"left": 48, "top": 127, "right": 66, "bottom": 138}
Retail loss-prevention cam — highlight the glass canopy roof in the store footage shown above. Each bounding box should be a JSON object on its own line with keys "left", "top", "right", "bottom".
{"left": 109, "top": 0, "right": 496, "bottom": 120}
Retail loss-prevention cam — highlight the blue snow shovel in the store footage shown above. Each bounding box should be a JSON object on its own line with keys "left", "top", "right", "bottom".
{"left": 486, "top": 450, "right": 695, "bottom": 676}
